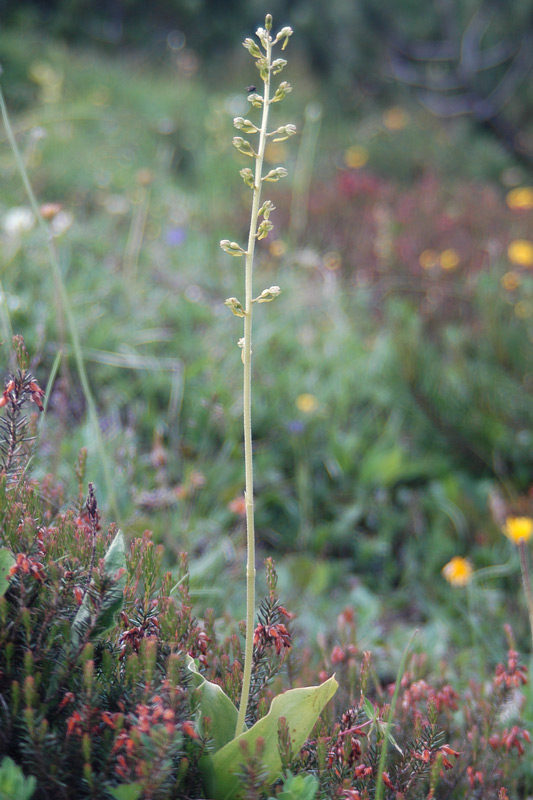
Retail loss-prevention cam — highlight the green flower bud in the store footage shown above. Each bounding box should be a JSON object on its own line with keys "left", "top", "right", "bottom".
{"left": 271, "top": 58, "right": 287, "bottom": 75}
{"left": 271, "top": 123, "right": 297, "bottom": 142}
{"left": 254, "top": 57, "right": 270, "bottom": 82}
{"left": 239, "top": 168, "right": 255, "bottom": 188}
{"left": 256, "top": 285, "right": 281, "bottom": 303}
{"left": 247, "top": 93, "right": 264, "bottom": 109}
{"left": 256, "top": 219, "right": 274, "bottom": 240}
{"left": 220, "top": 239, "right": 246, "bottom": 256}
{"left": 232, "top": 136, "right": 256, "bottom": 158}
{"left": 258, "top": 200, "right": 275, "bottom": 219}
{"left": 225, "top": 297, "right": 246, "bottom": 317}
{"left": 262, "top": 167, "right": 288, "bottom": 182}
{"left": 234, "top": 117, "right": 259, "bottom": 134}
{"left": 242, "top": 38, "right": 262, "bottom": 58}
{"left": 271, "top": 82, "right": 292, "bottom": 103}
{"left": 265, "top": 14, "right": 273, "bottom": 32}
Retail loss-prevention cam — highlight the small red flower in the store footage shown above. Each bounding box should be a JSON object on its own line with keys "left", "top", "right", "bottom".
{"left": 253, "top": 622, "right": 291, "bottom": 655}
{"left": 66, "top": 711, "right": 83, "bottom": 737}
{"left": 467, "top": 766, "right": 484, "bottom": 788}
{"left": 59, "top": 692, "right": 75, "bottom": 710}
{"left": 9, "top": 553, "right": 46, "bottom": 582}
{"left": 182, "top": 720, "right": 199, "bottom": 739}
{"left": 494, "top": 650, "right": 528, "bottom": 689}
{"left": 381, "top": 772, "right": 395, "bottom": 791}
{"left": 0, "top": 379, "right": 15, "bottom": 408}
{"left": 29, "top": 380, "right": 45, "bottom": 412}
{"left": 101, "top": 711, "right": 118, "bottom": 729}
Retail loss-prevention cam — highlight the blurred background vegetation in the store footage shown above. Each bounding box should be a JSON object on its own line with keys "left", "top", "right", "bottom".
{"left": 0, "top": 0, "right": 533, "bottom": 664}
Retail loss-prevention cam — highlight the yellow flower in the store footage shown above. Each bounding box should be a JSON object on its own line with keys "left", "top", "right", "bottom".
{"left": 439, "top": 249, "right": 460, "bottom": 270}
{"left": 442, "top": 556, "right": 473, "bottom": 587}
{"left": 419, "top": 249, "right": 439, "bottom": 270}
{"left": 269, "top": 239, "right": 286, "bottom": 257}
{"left": 500, "top": 271, "right": 521, "bottom": 291}
{"left": 515, "top": 301, "right": 532, "bottom": 319}
{"left": 383, "top": 107, "right": 409, "bottom": 130}
{"left": 323, "top": 251, "right": 342, "bottom": 271}
{"left": 506, "top": 187, "right": 533, "bottom": 210}
{"left": 264, "top": 141, "right": 288, "bottom": 164}
{"left": 296, "top": 393, "right": 318, "bottom": 413}
{"left": 344, "top": 145, "right": 369, "bottom": 169}
{"left": 508, "top": 240, "right": 533, "bottom": 268}
{"left": 503, "top": 516, "right": 533, "bottom": 544}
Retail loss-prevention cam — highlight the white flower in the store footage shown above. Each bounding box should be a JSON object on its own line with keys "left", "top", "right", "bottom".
{"left": 3, "top": 207, "right": 35, "bottom": 237}
{"left": 51, "top": 210, "right": 74, "bottom": 237}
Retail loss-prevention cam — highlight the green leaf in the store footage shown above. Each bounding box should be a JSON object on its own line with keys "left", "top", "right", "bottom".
{"left": 0, "top": 757, "right": 36, "bottom": 800}
{"left": 71, "top": 530, "right": 126, "bottom": 649}
{"left": 0, "top": 548, "right": 15, "bottom": 596}
{"left": 108, "top": 784, "right": 143, "bottom": 800}
{"left": 204, "top": 675, "right": 338, "bottom": 800}
{"left": 363, "top": 697, "right": 375, "bottom": 720}
{"left": 186, "top": 655, "right": 241, "bottom": 751}
{"left": 269, "top": 771, "right": 318, "bottom": 800}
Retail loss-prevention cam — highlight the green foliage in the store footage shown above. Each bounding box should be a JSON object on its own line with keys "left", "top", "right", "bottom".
{"left": 0, "top": 345, "right": 529, "bottom": 797}
{"left": 269, "top": 772, "right": 318, "bottom": 800}
{"left": 108, "top": 785, "right": 143, "bottom": 800}
{"left": 70, "top": 530, "right": 126, "bottom": 649}
{"left": 187, "top": 655, "right": 241, "bottom": 750}
{"left": 0, "top": 757, "right": 36, "bottom": 800}
{"left": 0, "top": 548, "right": 15, "bottom": 596}
{"left": 205, "top": 677, "right": 338, "bottom": 800}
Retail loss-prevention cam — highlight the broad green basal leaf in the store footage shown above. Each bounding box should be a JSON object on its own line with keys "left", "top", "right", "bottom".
{"left": 186, "top": 655, "right": 241, "bottom": 751}
{"left": 205, "top": 675, "right": 338, "bottom": 800}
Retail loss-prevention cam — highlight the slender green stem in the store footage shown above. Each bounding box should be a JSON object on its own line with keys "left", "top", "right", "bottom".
{"left": 518, "top": 539, "right": 533, "bottom": 651}
{"left": 374, "top": 630, "right": 417, "bottom": 800}
{"left": 235, "top": 35, "right": 273, "bottom": 738}
{"left": 0, "top": 84, "right": 120, "bottom": 523}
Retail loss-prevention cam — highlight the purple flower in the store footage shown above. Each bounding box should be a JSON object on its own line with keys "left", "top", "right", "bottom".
{"left": 286, "top": 420, "right": 305, "bottom": 435}
{"left": 166, "top": 227, "right": 187, "bottom": 246}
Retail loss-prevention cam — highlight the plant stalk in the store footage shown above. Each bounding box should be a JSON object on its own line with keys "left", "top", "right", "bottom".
{"left": 0, "top": 85, "right": 120, "bottom": 524}
{"left": 518, "top": 538, "right": 533, "bottom": 651}
{"left": 235, "top": 35, "right": 273, "bottom": 738}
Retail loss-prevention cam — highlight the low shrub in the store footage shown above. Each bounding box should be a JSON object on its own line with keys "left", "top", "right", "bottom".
{"left": 0, "top": 341, "right": 530, "bottom": 798}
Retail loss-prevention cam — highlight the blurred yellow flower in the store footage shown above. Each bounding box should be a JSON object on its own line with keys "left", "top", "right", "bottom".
{"left": 440, "top": 249, "right": 460, "bottom": 270}
{"left": 264, "top": 141, "right": 288, "bottom": 164}
{"left": 506, "top": 187, "right": 533, "bottom": 210}
{"left": 323, "top": 250, "right": 342, "bottom": 271}
{"left": 508, "top": 240, "right": 533, "bottom": 267}
{"left": 442, "top": 556, "right": 473, "bottom": 587}
{"left": 419, "top": 249, "right": 439, "bottom": 269}
{"left": 269, "top": 239, "right": 286, "bottom": 257}
{"left": 296, "top": 393, "right": 318, "bottom": 413}
{"left": 515, "top": 301, "right": 532, "bottom": 319}
{"left": 383, "top": 107, "right": 409, "bottom": 130}
{"left": 344, "top": 145, "right": 369, "bottom": 169}
{"left": 503, "top": 516, "right": 533, "bottom": 544}
{"left": 500, "top": 271, "right": 521, "bottom": 291}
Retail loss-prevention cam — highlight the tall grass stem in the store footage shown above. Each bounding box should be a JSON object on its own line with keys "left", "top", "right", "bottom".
{"left": 518, "top": 539, "right": 533, "bottom": 651}
{"left": 0, "top": 84, "right": 120, "bottom": 522}
{"left": 374, "top": 630, "right": 417, "bottom": 800}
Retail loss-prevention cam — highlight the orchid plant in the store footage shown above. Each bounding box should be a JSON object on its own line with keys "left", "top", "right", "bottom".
{"left": 189, "top": 15, "right": 337, "bottom": 800}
